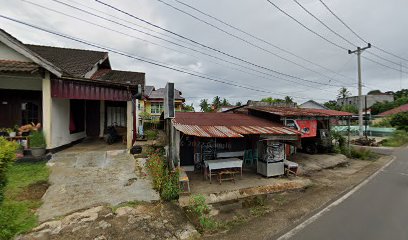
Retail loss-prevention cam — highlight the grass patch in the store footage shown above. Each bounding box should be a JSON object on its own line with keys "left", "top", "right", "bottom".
{"left": 381, "top": 130, "right": 408, "bottom": 147}
{"left": 0, "top": 161, "right": 49, "bottom": 240}
{"left": 350, "top": 148, "right": 379, "bottom": 161}
{"left": 110, "top": 201, "right": 144, "bottom": 212}
{"left": 145, "top": 130, "right": 159, "bottom": 140}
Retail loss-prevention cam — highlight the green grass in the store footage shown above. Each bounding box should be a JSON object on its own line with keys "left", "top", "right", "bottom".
{"left": 145, "top": 130, "right": 159, "bottom": 140}
{"left": 381, "top": 130, "right": 408, "bottom": 147}
{"left": 350, "top": 148, "right": 379, "bottom": 161}
{"left": 0, "top": 161, "right": 49, "bottom": 240}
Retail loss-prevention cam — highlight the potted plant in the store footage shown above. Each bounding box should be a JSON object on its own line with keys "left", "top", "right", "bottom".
{"left": 0, "top": 128, "right": 7, "bottom": 137}
{"left": 30, "top": 131, "right": 46, "bottom": 158}
{"left": 7, "top": 127, "right": 16, "bottom": 138}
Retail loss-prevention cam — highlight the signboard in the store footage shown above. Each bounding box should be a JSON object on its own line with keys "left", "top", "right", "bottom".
{"left": 286, "top": 119, "right": 317, "bottom": 138}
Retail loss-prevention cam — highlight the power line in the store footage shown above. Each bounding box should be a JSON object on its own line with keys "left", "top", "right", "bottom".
{"left": 26, "top": 0, "right": 337, "bottom": 91}
{"left": 0, "top": 14, "right": 333, "bottom": 101}
{"left": 318, "top": 0, "right": 408, "bottom": 64}
{"left": 171, "top": 0, "right": 357, "bottom": 84}
{"left": 363, "top": 56, "right": 408, "bottom": 75}
{"left": 94, "top": 0, "right": 350, "bottom": 88}
{"left": 156, "top": 0, "right": 354, "bottom": 86}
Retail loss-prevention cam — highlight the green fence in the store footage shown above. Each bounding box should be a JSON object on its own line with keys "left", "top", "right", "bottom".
{"left": 332, "top": 126, "right": 396, "bottom": 137}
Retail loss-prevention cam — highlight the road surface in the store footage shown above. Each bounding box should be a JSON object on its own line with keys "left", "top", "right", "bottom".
{"left": 278, "top": 146, "right": 408, "bottom": 240}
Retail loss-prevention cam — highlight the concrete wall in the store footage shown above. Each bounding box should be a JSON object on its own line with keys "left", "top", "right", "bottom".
{"left": 0, "top": 42, "right": 32, "bottom": 62}
{"left": 337, "top": 95, "right": 394, "bottom": 109}
{"left": 50, "top": 98, "right": 86, "bottom": 149}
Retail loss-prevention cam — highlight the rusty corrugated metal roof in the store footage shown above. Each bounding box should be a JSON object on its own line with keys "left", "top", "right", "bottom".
{"left": 172, "top": 112, "right": 300, "bottom": 138}
{"left": 249, "top": 106, "right": 352, "bottom": 117}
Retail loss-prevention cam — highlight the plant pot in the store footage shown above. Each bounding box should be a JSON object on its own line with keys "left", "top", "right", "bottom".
{"left": 31, "top": 147, "right": 46, "bottom": 158}
{"left": 9, "top": 132, "right": 16, "bottom": 137}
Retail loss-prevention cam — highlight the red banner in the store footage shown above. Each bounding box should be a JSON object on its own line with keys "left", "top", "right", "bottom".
{"left": 295, "top": 120, "right": 317, "bottom": 138}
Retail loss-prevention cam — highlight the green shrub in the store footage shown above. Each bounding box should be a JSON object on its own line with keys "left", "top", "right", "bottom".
{"left": 0, "top": 137, "right": 18, "bottom": 203}
{"left": 350, "top": 148, "right": 377, "bottom": 160}
{"left": 145, "top": 150, "right": 179, "bottom": 201}
{"left": 30, "top": 131, "right": 46, "bottom": 148}
{"left": 389, "top": 112, "right": 408, "bottom": 131}
{"left": 372, "top": 117, "right": 392, "bottom": 128}
{"left": 381, "top": 130, "right": 408, "bottom": 147}
{"left": 145, "top": 130, "right": 158, "bottom": 140}
{"left": 186, "top": 194, "right": 217, "bottom": 232}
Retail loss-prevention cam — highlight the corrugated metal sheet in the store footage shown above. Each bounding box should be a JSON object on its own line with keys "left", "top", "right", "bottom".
{"left": 173, "top": 124, "right": 299, "bottom": 138}
{"left": 51, "top": 79, "right": 131, "bottom": 101}
{"left": 250, "top": 106, "right": 352, "bottom": 117}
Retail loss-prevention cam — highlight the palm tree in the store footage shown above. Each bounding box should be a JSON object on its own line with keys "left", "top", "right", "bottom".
{"left": 284, "top": 96, "right": 294, "bottom": 103}
{"left": 221, "top": 98, "right": 231, "bottom": 107}
{"left": 337, "top": 87, "right": 351, "bottom": 99}
{"left": 212, "top": 96, "right": 221, "bottom": 110}
{"left": 199, "top": 99, "right": 210, "bottom": 112}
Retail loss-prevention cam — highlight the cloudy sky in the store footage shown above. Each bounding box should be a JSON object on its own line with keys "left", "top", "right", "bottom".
{"left": 1, "top": 0, "right": 408, "bottom": 109}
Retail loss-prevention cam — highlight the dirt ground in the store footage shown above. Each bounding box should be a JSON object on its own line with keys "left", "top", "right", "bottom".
{"left": 202, "top": 155, "right": 392, "bottom": 240}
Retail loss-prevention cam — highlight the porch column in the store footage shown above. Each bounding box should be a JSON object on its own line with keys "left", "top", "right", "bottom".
{"left": 99, "top": 100, "right": 105, "bottom": 138}
{"left": 126, "top": 100, "right": 133, "bottom": 149}
{"left": 42, "top": 72, "right": 52, "bottom": 149}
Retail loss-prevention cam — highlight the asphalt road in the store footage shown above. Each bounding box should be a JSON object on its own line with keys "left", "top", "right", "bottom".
{"left": 278, "top": 146, "right": 408, "bottom": 240}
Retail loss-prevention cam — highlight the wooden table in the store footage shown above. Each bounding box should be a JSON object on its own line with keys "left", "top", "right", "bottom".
{"left": 204, "top": 158, "right": 243, "bottom": 183}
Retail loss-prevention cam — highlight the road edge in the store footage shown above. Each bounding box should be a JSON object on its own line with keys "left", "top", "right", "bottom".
{"left": 275, "top": 154, "right": 397, "bottom": 240}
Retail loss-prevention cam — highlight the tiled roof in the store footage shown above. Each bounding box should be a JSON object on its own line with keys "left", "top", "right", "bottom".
{"left": 25, "top": 44, "right": 108, "bottom": 77}
{"left": 249, "top": 106, "right": 352, "bottom": 117}
{"left": 0, "top": 60, "right": 39, "bottom": 73}
{"left": 148, "top": 87, "right": 184, "bottom": 100}
{"left": 172, "top": 112, "right": 300, "bottom": 138}
{"left": 144, "top": 86, "right": 155, "bottom": 97}
{"left": 91, "top": 69, "right": 145, "bottom": 86}
{"left": 379, "top": 104, "right": 408, "bottom": 116}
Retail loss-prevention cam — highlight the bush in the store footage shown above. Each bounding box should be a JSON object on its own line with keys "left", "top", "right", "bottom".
{"left": 145, "top": 150, "right": 179, "bottom": 201}
{"left": 0, "top": 137, "right": 18, "bottom": 203}
{"left": 350, "top": 148, "right": 377, "bottom": 160}
{"left": 381, "top": 130, "right": 408, "bottom": 147}
{"left": 30, "top": 131, "right": 46, "bottom": 148}
{"left": 186, "top": 194, "right": 217, "bottom": 232}
{"left": 145, "top": 130, "right": 158, "bottom": 140}
{"left": 389, "top": 112, "right": 408, "bottom": 131}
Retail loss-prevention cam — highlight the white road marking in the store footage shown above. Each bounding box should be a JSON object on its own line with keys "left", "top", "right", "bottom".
{"left": 276, "top": 155, "right": 397, "bottom": 240}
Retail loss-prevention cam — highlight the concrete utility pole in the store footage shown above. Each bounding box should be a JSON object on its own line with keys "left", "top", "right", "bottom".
{"left": 348, "top": 43, "right": 371, "bottom": 137}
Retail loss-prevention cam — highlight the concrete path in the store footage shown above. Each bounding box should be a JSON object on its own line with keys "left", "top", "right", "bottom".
{"left": 38, "top": 149, "right": 159, "bottom": 222}
{"left": 277, "top": 146, "right": 408, "bottom": 240}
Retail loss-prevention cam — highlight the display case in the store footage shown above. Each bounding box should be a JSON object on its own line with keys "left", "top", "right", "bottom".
{"left": 257, "top": 140, "right": 285, "bottom": 177}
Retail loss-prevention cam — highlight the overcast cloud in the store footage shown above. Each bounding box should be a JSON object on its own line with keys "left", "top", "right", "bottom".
{"left": 1, "top": 0, "right": 408, "bottom": 108}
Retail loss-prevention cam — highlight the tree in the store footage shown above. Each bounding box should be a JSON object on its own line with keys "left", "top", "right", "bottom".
{"left": 199, "top": 99, "right": 211, "bottom": 112}
{"left": 261, "top": 97, "right": 285, "bottom": 103}
{"left": 182, "top": 103, "right": 195, "bottom": 112}
{"left": 236, "top": 101, "right": 242, "bottom": 107}
{"left": 212, "top": 96, "right": 221, "bottom": 110}
{"left": 395, "top": 89, "right": 408, "bottom": 99}
{"left": 337, "top": 87, "right": 351, "bottom": 99}
{"left": 324, "top": 100, "right": 341, "bottom": 110}
{"left": 367, "top": 90, "right": 382, "bottom": 95}
{"left": 284, "top": 96, "right": 294, "bottom": 103}
{"left": 341, "top": 104, "right": 358, "bottom": 114}
{"left": 221, "top": 98, "right": 231, "bottom": 107}
{"left": 389, "top": 112, "right": 408, "bottom": 131}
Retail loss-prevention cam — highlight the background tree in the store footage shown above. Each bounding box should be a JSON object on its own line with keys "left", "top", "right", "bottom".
{"left": 367, "top": 89, "right": 382, "bottom": 95}
{"left": 389, "top": 112, "right": 408, "bottom": 131}
{"left": 199, "top": 99, "right": 211, "bottom": 112}
{"left": 261, "top": 97, "right": 285, "bottom": 103}
{"left": 221, "top": 98, "right": 231, "bottom": 107}
{"left": 284, "top": 96, "right": 294, "bottom": 103}
{"left": 212, "top": 96, "right": 221, "bottom": 110}
{"left": 337, "top": 87, "right": 351, "bottom": 99}
{"left": 340, "top": 104, "right": 358, "bottom": 114}
{"left": 324, "top": 100, "right": 341, "bottom": 110}
{"left": 182, "top": 103, "right": 195, "bottom": 112}
{"left": 395, "top": 89, "right": 408, "bottom": 99}
{"left": 236, "top": 101, "right": 242, "bottom": 107}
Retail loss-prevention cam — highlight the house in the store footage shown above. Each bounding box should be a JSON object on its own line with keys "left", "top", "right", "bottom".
{"left": 378, "top": 103, "right": 408, "bottom": 116}
{"left": 167, "top": 112, "right": 300, "bottom": 171}
{"left": 299, "top": 100, "right": 329, "bottom": 110}
{"left": 139, "top": 86, "right": 185, "bottom": 121}
{"left": 0, "top": 29, "right": 144, "bottom": 150}
{"left": 337, "top": 93, "right": 394, "bottom": 109}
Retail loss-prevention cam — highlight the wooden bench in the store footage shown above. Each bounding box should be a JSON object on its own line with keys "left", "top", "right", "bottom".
{"left": 217, "top": 169, "right": 239, "bottom": 184}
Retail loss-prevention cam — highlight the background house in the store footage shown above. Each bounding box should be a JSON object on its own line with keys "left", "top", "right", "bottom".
{"left": 0, "top": 29, "right": 144, "bottom": 150}
{"left": 139, "top": 86, "right": 185, "bottom": 121}
{"left": 337, "top": 93, "right": 394, "bottom": 109}
{"left": 299, "top": 100, "right": 329, "bottom": 110}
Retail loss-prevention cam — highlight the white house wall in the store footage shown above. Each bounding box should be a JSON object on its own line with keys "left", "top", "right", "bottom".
{"left": 0, "top": 41, "right": 32, "bottom": 62}
{"left": 50, "top": 98, "right": 86, "bottom": 149}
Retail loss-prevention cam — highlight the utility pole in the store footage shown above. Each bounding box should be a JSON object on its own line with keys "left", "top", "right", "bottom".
{"left": 348, "top": 43, "right": 371, "bottom": 138}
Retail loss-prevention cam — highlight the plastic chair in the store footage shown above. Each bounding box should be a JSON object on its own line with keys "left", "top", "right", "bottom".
{"left": 244, "top": 149, "right": 253, "bottom": 166}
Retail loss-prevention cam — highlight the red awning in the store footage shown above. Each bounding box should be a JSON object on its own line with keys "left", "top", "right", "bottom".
{"left": 51, "top": 79, "right": 132, "bottom": 101}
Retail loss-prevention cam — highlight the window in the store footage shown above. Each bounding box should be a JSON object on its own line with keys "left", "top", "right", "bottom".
{"left": 70, "top": 100, "right": 85, "bottom": 134}
{"left": 151, "top": 103, "right": 163, "bottom": 114}
{"left": 21, "top": 102, "right": 40, "bottom": 125}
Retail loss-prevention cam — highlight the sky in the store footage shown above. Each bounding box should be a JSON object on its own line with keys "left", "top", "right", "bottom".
{"left": 1, "top": 0, "right": 408, "bottom": 109}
